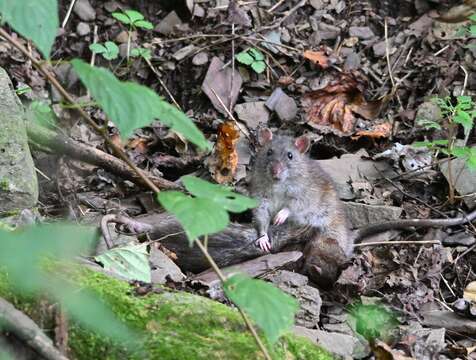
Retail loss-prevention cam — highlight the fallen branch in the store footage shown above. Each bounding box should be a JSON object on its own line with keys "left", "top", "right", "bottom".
{"left": 26, "top": 122, "right": 180, "bottom": 191}
{"left": 0, "top": 297, "right": 69, "bottom": 360}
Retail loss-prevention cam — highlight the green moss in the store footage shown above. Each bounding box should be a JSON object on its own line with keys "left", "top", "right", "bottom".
{"left": 0, "top": 267, "right": 333, "bottom": 360}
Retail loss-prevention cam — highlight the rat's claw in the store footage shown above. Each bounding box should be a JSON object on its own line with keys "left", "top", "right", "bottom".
{"left": 257, "top": 234, "right": 271, "bottom": 252}
{"left": 273, "top": 208, "right": 290, "bottom": 225}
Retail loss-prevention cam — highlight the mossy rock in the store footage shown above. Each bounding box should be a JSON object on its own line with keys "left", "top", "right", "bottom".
{"left": 0, "top": 267, "right": 333, "bottom": 360}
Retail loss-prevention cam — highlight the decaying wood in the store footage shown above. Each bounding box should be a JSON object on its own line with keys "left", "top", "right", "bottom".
{"left": 192, "top": 251, "right": 303, "bottom": 288}
{"left": 136, "top": 212, "right": 310, "bottom": 273}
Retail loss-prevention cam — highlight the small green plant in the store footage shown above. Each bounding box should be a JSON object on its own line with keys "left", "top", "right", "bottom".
{"left": 457, "top": 13, "right": 476, "bottom": 39}
{"left": 349, "top": 303, "right": 397, "bottom": 344}
{"left": 236, "top": 48, "right": 266, "bottom": 74}
{"left": 112, "top": 10, "right": 153, "bottom": 60}
{"left": 15, "top": 84, "right": 31, "bottom": 95}
{"left": 130, "top": 47, "right": 152, "bottom": 61}
{"left": 414, "top": 95, "right": 476, "bottom": 202}
{"left": 89, "top": 41, "right": 119, "bottom": 60}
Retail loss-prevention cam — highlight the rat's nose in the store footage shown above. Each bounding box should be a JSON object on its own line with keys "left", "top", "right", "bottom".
{"left": 271, "top": 162, "right": 284, "bottom": 179}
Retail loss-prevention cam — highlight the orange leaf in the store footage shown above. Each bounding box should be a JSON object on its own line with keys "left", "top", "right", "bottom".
{"left": 209, "top": 121, "right": 239, "bottom": 183}
{"left": 352, "top": 122, "right": 392, "bottom": 140}
{"left": 303, "top": 50, "right": 329, "bottom": 69}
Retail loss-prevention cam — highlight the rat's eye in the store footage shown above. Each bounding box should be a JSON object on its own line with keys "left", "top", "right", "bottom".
{"left": 267, "top": 149, "right": 273, "bottom": 156}
{"left": 287, "top": 152, "right": 293, "bottom": 159}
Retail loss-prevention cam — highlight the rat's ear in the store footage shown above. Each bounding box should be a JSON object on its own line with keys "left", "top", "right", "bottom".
{"left": 258, "top": 128, "right": 273, "bottom": 146}
{"left": 295, "top": 135, "right": 310, "bottom": 153}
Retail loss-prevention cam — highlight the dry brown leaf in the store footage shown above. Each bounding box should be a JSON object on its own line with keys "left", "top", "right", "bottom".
{"left": 374, "top": 340, "right": 415, "bottom": 360}
{"left": 208, "top": 121, "right": 239, "bottom": 183}
{"left": 352, "top": 122, "right": 392, "bottom": 140}
{"left": 301, "top": 71, "right": 384, "bottom": 135}
{"left": 303, "top": 50, "right": 329, "bottom": 68}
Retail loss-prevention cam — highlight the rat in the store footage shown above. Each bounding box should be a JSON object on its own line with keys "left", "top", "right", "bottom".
{"left": 249, "top": 128, "right": 476, "bottom": 285}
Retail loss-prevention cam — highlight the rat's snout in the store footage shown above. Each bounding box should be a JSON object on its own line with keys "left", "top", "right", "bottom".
{"left": 271, "top": 161, "right": 284, "bottom": 179}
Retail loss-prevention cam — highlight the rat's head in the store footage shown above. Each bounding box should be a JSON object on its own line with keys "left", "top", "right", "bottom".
{"left": 257, "top": 128, "right": 311, "bottom": 182}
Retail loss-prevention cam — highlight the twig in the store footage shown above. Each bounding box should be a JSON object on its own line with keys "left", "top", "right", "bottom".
{"left": 90, "top": 25, "right": 98, "bottom": 67}
{"left": 231, "top": 22, "right": 236, "bottom": 113}
{"left": 460, "top": 65, "right": 468, "bottom": 97}
{"left": 209, "top": 87, "right": 250, "bottom": 140}
{"left": 384, "top": 18, "right": 396, "bottom": 89}
{"left": 268, "top": 0, "right": 286, "bottom": 13}
{"left": 194, "top": 239, "right": 272, "bottom": 360}
{"left": 61, "top": 0, "right": 77, "bottom": 28}
{"left": 0, "top": 27, "right": 161, "bottom": 194}
{"left": 144, "top": 57, "right": 182, "bottom": 110}
{"left": 354, "top": 240, "right": 440, "bottom": 247}
{"left": 260, "top": 0, "right": 307, "bottom": 31}
{"left": 433, "top": 45, "right": 449, "bottom": 57}
{"left": 0, "top": 297, "right": 69, "bottom": 360}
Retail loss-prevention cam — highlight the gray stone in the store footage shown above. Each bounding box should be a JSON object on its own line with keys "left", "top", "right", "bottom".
{"left": 415, "top": 101, "right": 443, "bottom": 125}
{"left": 192, "top": 52, "right": 209, "bottom": 66}
{"left": 0, "top": 68, "right": 38, "bottom": 212}
{"left": 440, "top": 147, "right": 476, "bottom": 208}
{"left": 310, "top": 0, "right": 326, "bottom": 10}
{"left": 172, "top": 44, "right": 197, "bottom": 61}
{"left": 318, "top": 22, "right": 341, "bottom": 40}
{"left": 372, "top": 40, "right": 387, "bottom": 57}
{"left": 349, "top": 26, "right": 375, "bottom": 40}
{"left": 265, "top": 270, "right": 321, "bottom": 328}
{"left": 344, "top": 52, "right": 360, "bottom": 70}
{"left": 422, "top": 310, "right": 476, "bottom": 335}
{"left": 76, "top": 22, "right": 90, "bottom": 36}
{"left": 155, "top": 11, "right": 182, "bottom": 35}
{"left": 234, "top": 102, "right": 270, "bottom": 130}
{"left": 315, "top": 330, "right": 362, "bottom": 358}
{"left": 73, "top": 0, "right": 96, "bottom": 21}
{"left": 265, "top": 88, "right": 297, "bottom": 122}
{"left": 149, "top": 245, "right": 185, "bottom": 284}
{"left": 344, "top": 202, "right": 403, "bottom": 228}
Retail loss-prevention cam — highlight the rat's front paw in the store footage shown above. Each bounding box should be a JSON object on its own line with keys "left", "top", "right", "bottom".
{"left": 273, "top": 208, "right": 290, "bottom": 225}
{"left": 256, "top": 234, "right": 271, "bottom": 252}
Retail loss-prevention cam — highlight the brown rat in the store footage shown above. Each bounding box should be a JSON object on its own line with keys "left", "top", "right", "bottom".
{"left": 249, "top": 129, "right": 353, "bottom": 284}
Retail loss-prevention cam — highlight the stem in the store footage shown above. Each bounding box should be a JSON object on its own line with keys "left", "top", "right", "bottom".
{"left": 447, "top": 123, "right": 456, "bottom": 205}
{"left": 126, "top": 27, "right": 131, "bottom": 62}
{"left": 0, "top": 27, "right": 161, "bottom": 194}
{"left": 194, "top": 239, "right": 272, "bottom": 360}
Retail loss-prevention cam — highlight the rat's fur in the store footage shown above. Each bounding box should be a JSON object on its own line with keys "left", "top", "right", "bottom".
{"left": 249, "top": 130, "right": 353, "bottom": 286}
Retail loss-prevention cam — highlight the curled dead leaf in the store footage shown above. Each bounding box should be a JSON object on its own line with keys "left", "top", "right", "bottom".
{"left": 352, "top": 122, "right": 392, "bottom": 140}
{"left": 302, "top": 71, "right": 385, "bottom": 135}
{"left": 208, "top": 121, "right": 239, "bottom": 183}
{"left": 303, "top": 50, "right": 329, "bottom": 69}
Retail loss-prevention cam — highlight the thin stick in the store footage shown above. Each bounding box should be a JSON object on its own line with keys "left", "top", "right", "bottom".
{"left": 230, "top": 23, "right": 236, "bottom": 112}
{"left": 260, "top": 0, "right": 307, "bottom": 31}
{"left": 268, "top": 0, "right": 286, "bottom": 13}
{"left": 194, "top": 239, "right": 271, "bottom": 360}
{"left": 0, "top": 28, "right": 161, "bottom": 194}
{"left": 145, "top": 57, "right": 182, "bottom": 110}
{"left": 384, "top": 18, "right": 396, "bottom": 89}
{"left": 61, "top": 0, "right": 77, "bottom": 28}
{"left": 354, "top": 240, "right": 440, "bottom": 247}
{"left": 90, "top": 25, "right": 99, "bottom": 67}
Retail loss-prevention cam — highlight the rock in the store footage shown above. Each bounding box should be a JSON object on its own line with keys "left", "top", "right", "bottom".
{"left": 149, "top": 245, "right": 185, "bottom": 284}
{"left": 54, "top": 63, "right": 79, "bottom": 90}
{"left": 310, "top": 0, "right": 326, "bottom": 10}
{"left": 103, "top": 1, "right": 121, "bottom": 12}
{"left": 344, "top": 52, "right": 360, "bottom": 70}
{"left": 422, "top": 310, "right": 476, "bottom": 335}
{"left": 315, "top": 330, "right": 364, "bottom": 358}
{"left": 349, "top": 26, "right": 375, "bottom": 40}
{"left": 0, "top": 68, "right": 38, "bottom": 212}
{"left": 344, "top": 203, "right": 403, "bottom": 228}
{"left": 234, "top": 102, "right": 270, "bottom": 130}
{"left": 172, "top": 44, "right": 197, "bottom": 61}
{"left": 115, "top": 30, "right": 130, "bottom": 44}
{"left": 317, "top": 152, "right": 398, "bottom": 200}
{"left": 443, "top": 232, "right": 476, "bottom": 246}
{"left": 265, "top": 270, "right": 322, "bottom": 328}
{"left": 318, "top": 22, "right": 341, "bottom": 40}
{"left": 440, "top": 149, "right": 476, "bottom": 208}
{"left": 76, "top": 22, "right": 90, "bottom": 36}
{"left": 415, "top": 101, "right": 443, "bottom": 125}
{"left": 202, "top": 57, "right": 242, "bottom": 115}
{"left": 265, "top": 88, "right": 297, "bottom": 122}
{"left": 118, "top": 43, "right": 128, "bottom": 58}
{"left": 155, "top": 11, "right": 182, "bottom": 35}
{"left": 372, "top": 40, "right": 387, "bottom": 57}
{"left": 73, "top": 0, "right": 96, "bottom": 21}
{"left": 192, "top": 52, "right": 209, "bottom": 66}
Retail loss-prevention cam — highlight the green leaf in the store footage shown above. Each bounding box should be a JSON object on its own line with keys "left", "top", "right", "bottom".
{"left": 71, "top": 59, "right": 210, "bottom": 150}
{"left": 89, "top": 43, "right": 107, "bottom": 54}
{"left": 249, "top": 48, "right": 264, "bottom": 61}
{"left": 15, "top": 84, "right": 31, "bottom": 95}
{"left": 157, "top": 191, "right": 229, "bottom": 244}
{"left": 470, "top": 24, "right": 476, "bottom": 35}
{"left": 0, "top": 0, "right": 59, "bottom": 58}
{"left": 131, "top": 48, "right": 152, "bottom": 60}
{"left": 467, "top": 150, "right": 476, "bottom": 171}
{"left": 470, "top": 13, "right": 476, "bottom": 22}
{"left": 28, "top": 100, "right": 57, "bottom": 128}
{"left": 350, "top": 303, "right": 397, "bottom": 342}
{"left": 112, "top": 12, "right": 131, "bottom": 25}
{"left": 95, "top": 243, "right": 151, "bottom": 282}
{"left": 454, "top": 111, "right": 473, "bottom": 136}
{"left": 124, "top": 10, "right": 144, "bottom": 23}
{"left": 223, "top": 274, "right": 298, "bottom": 344}
{"left": 432, "top": 139, "right": 449, "bottom": 146}
{"left": 251, "top": 61, "right": 266, "bottom": 74}
{"left": 412, "top": 141, "right": 432, "bottom": 148}
{"left": 182, "top": 176, "right": 258, "bottom": 213}
{"left": 134, "top": 20, "right": 153, "bottom": 30}
{"left": 103, "top": 41, "right": 119, "bottom": 60}
{"left": 236, "top": 51, "right": 254, "bottom": 65}
{"left": 417, "top": 118, "right": 441, "bottom": 130}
